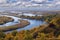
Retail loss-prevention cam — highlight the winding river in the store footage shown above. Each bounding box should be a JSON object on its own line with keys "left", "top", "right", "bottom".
{"left": 0, "top": 15, "right": 20, "bottom": 27}
{"left": 17, "top": 19, "right": 46, "bottom": 31}
{"left": 0, "top": 14, "right": 46, "bottom": 32}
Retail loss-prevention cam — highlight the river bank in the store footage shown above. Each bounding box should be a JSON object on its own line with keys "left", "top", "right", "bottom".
{"left": 0, "top": 14, "right": 45, "bottom": 32}
{"left": 0, "top": 20, "right": 30, "bottom": 32}
{"left": 20, "top": 15, "right": 43, "bottom": 20}
{"left": 0, "top": 16, "right": 14, "bottom": 25}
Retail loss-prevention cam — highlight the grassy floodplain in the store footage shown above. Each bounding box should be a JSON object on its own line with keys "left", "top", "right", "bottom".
{"left": 0, "top": 20, "right": 30, "bottom": 32}
{"left": 0, "top": 16, "right": 14, "bottom": 25}
{"left": 0, "top": 15, "right": 30, "bottom": 31}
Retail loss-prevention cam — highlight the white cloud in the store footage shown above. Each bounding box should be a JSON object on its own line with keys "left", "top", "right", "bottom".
{"left": 0, "top": 0, "right": 59, "bottom": 9}
{"left": 0, "top": 0, "right": 6, "bottom": 3}
{"left": 32, "top": 0, "right": 46, "bottom": 2}
{"left": 56, "top": 1, "right": 60, "bottom": 4}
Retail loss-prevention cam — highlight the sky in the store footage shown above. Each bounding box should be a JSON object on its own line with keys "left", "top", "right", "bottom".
{"left": 0, "top": 0, "right": 60, "bottom": 11}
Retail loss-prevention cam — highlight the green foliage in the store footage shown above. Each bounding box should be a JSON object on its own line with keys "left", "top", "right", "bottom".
{"left": 0, "top": 31, "right": 5, "bottom": 38}
{"left": 14, "top": 37, "right": 18, "bottom": 40}
{"left": 0, "top": 38, "right": 4, "bottom": 40}
{"left": 24, "top": 36, "right": 33, "bottom": 40}
{"left": 24, "top": 34, "right": 33, "bottom": 40}
{"left": 11, "top": 30, "right": 17, "bottom": 36}
{"left": 20, "top": 15, "right": 41, "bottom": 20}
{"left": 23, "top": 30, "right": 33, "bottom": 40}
{"left": 51, "top": 17, "right": 60, "bottom": 28}
{"left": 7, "top": 37, "right": 13, "bottom": 40}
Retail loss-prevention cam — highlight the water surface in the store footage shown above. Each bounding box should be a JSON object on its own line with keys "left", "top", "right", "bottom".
{"left": 0, "top": 15, "right": 46, "bottom": 32}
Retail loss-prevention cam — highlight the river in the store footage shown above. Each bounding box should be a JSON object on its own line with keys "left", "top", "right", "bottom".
{"left": 0, "top": 14, "right": 46, "bottom": 32}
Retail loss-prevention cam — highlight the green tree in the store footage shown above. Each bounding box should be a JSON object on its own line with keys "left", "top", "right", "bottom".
{"left": 11, "top": 30, "right": 17, "bottom": 36}
{"left": 24, "top": 30, "right": 33, "bottom": 40}
{"left": 0, "top": 31, "right": 5, "bottom": 38}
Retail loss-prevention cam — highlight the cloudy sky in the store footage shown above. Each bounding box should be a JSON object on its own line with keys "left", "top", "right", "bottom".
{"left": 0, "top": 0, "right": 60, "bottom": 11}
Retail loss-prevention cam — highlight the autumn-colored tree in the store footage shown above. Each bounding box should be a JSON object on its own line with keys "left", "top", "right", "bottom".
{"left": 0, "top": 31, "right": 5, "bottom": 38}
{"left": 51, "top": 17, "right": 60, "bottom": 28}
{"left": 11, "top": 30, "right": 17, "bottom": 36}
